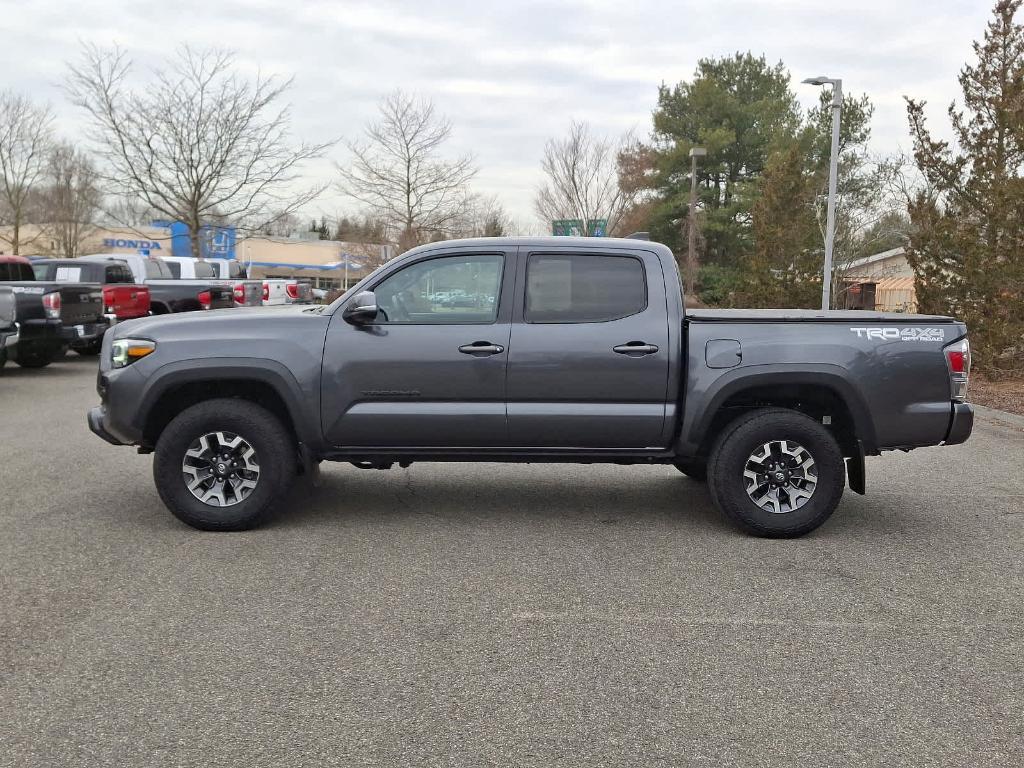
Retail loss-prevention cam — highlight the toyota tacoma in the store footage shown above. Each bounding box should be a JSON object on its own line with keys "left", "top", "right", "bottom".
{"left": 88, "top": 237, "right": 974, "bottom": 536}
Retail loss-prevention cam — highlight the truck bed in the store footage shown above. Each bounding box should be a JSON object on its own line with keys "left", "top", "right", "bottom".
{"left": 687, "top": 309, "right": 956, "bottom": 323}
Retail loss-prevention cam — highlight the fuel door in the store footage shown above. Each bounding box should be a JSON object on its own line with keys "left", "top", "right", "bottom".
{"left": 706, "top": 338, "right": 742, "bottom": 369}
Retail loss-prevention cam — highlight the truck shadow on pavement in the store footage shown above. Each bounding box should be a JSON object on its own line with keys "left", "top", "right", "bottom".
{"left": 269, "top": 464, "right": 738, "bottom": 535}
{"left": 1, "top": 353, "right": 99, "bottom": 377}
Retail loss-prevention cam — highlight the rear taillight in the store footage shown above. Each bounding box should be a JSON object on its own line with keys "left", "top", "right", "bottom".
{"left": 262, "top": 282, "right": 270, "bottom": 302}
{"left": 944, "top": 338, "right": 971, "bottom": 402}
{"left": 42, "top": 291, "right": 61, "bottom": 319}
{"left": 102, "top": 286, "right": 115, "bottom": 314}
{"left": 233, "top": 283, "right": 245, "bottom": 304}
{"left": 198, "top": 290, "right": 212, "bottom": 310}
{"left": 286, "top": 282, "right": 300, "bottom": 300}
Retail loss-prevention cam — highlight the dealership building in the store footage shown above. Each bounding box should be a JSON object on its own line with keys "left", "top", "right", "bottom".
{"left": 0, "top": 222, "right": 390, "bottom": 292}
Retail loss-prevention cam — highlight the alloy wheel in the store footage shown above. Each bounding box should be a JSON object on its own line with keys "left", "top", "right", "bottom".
{"left": 181, "top": 431, "right": 261, "bottom": 507}
{"left": 742, "top": 440, "right": 818, "bottom": 514}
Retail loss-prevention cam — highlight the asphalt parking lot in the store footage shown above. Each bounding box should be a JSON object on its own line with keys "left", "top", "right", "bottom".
{"left": 1, "top": 354, "right": 1022, "bottom": 767}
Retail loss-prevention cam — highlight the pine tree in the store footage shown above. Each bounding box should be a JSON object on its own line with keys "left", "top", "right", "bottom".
{"left": 645, "top": 54, "right": 802, "bottom": 266}
{"left": 906, "top": 0, "right": 1024, "bottom": 375}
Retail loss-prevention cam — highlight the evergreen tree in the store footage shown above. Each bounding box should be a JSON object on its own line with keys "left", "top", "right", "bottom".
{"left": 906, "top": 0, "right": 1024, "bottom": 374}
{"left": 646, "top": 53, "right": 802, "bottom": 266}
{"left": 736, "top": 90, "right": 878, "bottom": 308}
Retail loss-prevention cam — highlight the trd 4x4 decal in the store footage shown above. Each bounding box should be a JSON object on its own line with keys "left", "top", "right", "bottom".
{"left": 850, "top": 327, "right": 945, "bottom": 342}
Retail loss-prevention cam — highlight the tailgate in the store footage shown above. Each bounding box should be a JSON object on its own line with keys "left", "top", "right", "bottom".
{"left": 105, "top": 284, "right": 151, "bottom": 319}
{"left": 0, "top": 287, "right": 15, "bottom": 329}
{"left": 206, "top": 283, "right": 235, "bottom": 310}
{"left": 238, "top": 280, "right": 263, "bottom": 307}
{"left": 58, "top": 284, "right": 105, "bottom": 324}
{"left": 287, "top": 280, "right": 314, "bottom": 304}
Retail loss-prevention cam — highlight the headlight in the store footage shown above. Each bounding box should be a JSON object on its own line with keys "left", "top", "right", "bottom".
{"left": 111, "top": 338, "right": 156, "bottom": 368}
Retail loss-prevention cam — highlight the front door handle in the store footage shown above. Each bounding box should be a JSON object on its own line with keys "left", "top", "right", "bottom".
{"left": 613, "top": 341, "right": 659, "bottom": 356}
{"left": 459, "top": 341, "right": 504, "bottom": 356}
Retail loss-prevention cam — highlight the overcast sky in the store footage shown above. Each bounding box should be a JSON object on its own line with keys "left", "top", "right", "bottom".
{"left": 1, "top": 0, "right": 993, "bottom": 230}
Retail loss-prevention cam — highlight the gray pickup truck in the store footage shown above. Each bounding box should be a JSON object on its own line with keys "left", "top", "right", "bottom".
{"left": 88, "top": 236, "right": 973, "bottom": 536}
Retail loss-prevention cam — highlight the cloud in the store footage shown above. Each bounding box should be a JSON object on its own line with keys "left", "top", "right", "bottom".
{"left": 0, "top": 0, "right": 993, "bottom": 226}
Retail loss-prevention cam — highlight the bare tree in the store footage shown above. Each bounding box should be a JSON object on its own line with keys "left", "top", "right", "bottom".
{"left": 65, "top": 44, "right": 333, "bottom": 258}
{"left": 338, "top": 91, "right": 478, "bottom": 250}
{"left": 0, "top": 91, "right": 54, "bottom": 254}
{"left": 40, "top": 142, "right": 102, "bottom": 257}
{"left": 534, "top": 121, "right": 636, "bottom": 236}
{"left": 451, "top": 194, "right": 514, "bottom": 238}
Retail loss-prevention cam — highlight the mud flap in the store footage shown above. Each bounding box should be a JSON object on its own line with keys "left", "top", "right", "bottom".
{"left": 845, "top": 440, "right": 866, "bottom": 495}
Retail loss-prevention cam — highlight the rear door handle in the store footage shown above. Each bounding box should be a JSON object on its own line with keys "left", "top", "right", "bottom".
{"left": 613, "top": 341, "right": 659, "bottom": 356}
{"left": 459, "top": 341, "right": 504, "bottom": 356}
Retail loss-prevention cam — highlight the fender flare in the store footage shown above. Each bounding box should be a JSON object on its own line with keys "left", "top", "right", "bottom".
{"left": 686, "top": 364, "right": 878, "bottom": 454}
{"left": 133, "top": 357, "right": 321, "bottom": 450}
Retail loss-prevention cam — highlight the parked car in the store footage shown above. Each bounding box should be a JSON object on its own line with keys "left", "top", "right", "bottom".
{"left": 0, "top": 286, "right": 18, "bottom": 369}
{"left": 89, "top": 236, "right": 974, "bottom": 535}
{"left": 78, "top": 254, "right": 234, "bottom": 314}
{"left": 160, "top": 256, "right": 262, "bottom": 307}
{"left": 33, "top": 259, "right": 151, "bottom": 331}
{"left": 0, "top": 255, "right": 107, "bottom": 366}
{"left": 262, "top": 278, "right": 313, "bottom": 306}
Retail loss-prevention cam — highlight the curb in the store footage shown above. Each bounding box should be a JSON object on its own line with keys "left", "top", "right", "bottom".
{"left": 971, "top": 404, "right": 1024, "bottom": 431}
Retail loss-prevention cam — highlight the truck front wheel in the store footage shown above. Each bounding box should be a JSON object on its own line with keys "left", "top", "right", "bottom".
{"left": 153, "top": 398, "right": 296, "bottom": 531}
{"left": 707, "top": 408, "right": 845, "bottom": 538}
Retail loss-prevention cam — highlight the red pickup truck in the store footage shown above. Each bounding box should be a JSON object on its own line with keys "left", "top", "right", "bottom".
{"left": 33, "top": 259, "right": 150, "bottom": 351}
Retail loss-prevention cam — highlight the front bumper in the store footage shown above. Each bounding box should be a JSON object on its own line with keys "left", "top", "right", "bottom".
{"left": 88, "top": 405, "right": 126, "bottom": 445}
{"left": 945, "top": 403, "right": 974, "bottom": 445}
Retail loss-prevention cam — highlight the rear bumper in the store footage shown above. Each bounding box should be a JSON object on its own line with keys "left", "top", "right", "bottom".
{"left": 18, "top": 317, "right": 63, "bottom": 342}
{"left": 62, "top": 320, "right": 109, "bottom": 348}
{"left": 945, "top": 403, "right": 974, "bottom": 445}
{"left": 1, "top": 325, "right": 18, "bottom": 349}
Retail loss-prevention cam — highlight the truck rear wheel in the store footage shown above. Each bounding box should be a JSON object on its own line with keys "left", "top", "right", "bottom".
{"left": 707, "top": 408, "right": 845, "bottom": 538}
{"left": 13, "top": 342, "right": 60, "bottom": 368}
{"left": 153, "top": 398, "right": 296, "bottom": 531}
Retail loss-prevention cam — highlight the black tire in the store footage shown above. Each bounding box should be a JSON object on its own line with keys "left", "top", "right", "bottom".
{"left": 153, "top": 398, "right": 296, "bottom": 531}
{"left": 0, "top": 347, "right": 6, "bottom": 370}
{"left": 672, "top": 460, "right": 707, "bottom": 482}
{"left": 13, "top": 343, "right": 59, "bottom": 368}
{"left": 707, "top": 408, "right": 845, "bottom": 538}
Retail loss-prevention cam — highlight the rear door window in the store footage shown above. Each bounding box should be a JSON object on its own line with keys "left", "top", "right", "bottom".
{"left": 525, "top": 254, "right": 646, "bottom": 323}
{"left": 229, "top": 261, "right": 246, "bottom": 279}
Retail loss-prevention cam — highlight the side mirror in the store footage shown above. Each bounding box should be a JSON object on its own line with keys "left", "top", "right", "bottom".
{"left": 342, "top": 290, "right": 379, "bottom": 324}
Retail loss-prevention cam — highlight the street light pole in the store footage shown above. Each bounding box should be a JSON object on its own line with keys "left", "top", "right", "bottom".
{"left": 802, "top": 76, "right": 842, "bottom": 311}
{"left": 686, "top": 147, "right": 706, "bottom": 298}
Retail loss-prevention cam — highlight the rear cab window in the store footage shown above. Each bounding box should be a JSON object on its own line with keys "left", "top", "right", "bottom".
{"left": 525, "top": 253, "right": 646, "bottom": 323}
{"left": 146, "top": 259, "right": 174, "bottom": 279}
{"left": 1, "top": 262, "right": 35, "bottom": 281}
{"left": 105, "top": 265, "right": 132, "bottom": 284}
{"left": 193, "top": 261, "right": 217, "bottom": 279}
